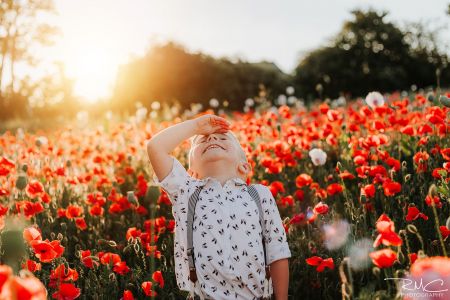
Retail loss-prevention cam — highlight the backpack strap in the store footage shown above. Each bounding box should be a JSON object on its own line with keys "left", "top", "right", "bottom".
{"left": 187, "top": 184, "right": 205, "bottom": 283}
{"left": 247, "top": 184, "right": 271, "bottom": 280}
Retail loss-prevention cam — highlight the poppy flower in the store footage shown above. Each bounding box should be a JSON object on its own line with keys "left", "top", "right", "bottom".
{"left": 313, "top": 202, "right": 329, "bottom": 215}
{"left": 440, "top": 226, "right": 450, "bottom": 239}
{"left": 295, "top": 173, "right": 313, "bottom": 188}
{"left": 23, "top": 226, "right": 42, "bottom": 245}
{"left": 309, "top": 149, "right": 327, "bottom": 166}
{"left": 373, "top": 214, "right": 402, "bottom": 247}
{"left": 26, "top": 180, "right": 45, "bottom": 199}
{"left": 361, "top": 184, "right": 376, "bottom": 198}
{"left": 152, "top": 270, "right": 164, "bottom": 288}
{"left": 50, "top": 264, "right": 79, "bottom": 287}
{"left": 405, "top": 207, "right": 428, "bottom": 222}
{"left": 65, "top": 205, "right": 83, "bottom": 219}
{"left": 326, "top": 183, "right": 343, "bottom": 196}
{"left": 370, "top": 249, "right": 397, "bottom": 268}
{"left": 80, "top": 250, "right": 98, "bottom": 269}
{"left": 305, "top": 256, "right": 334, "bottom": 272}
{"left": 30, "top": 239, "right": 65, "bottom": 263}
{"left": 141, "top": 281, "right": 157, "bottom": 297}
{"left": 382, "top": 179, "right": 401, "bottom": 196}
{"left": 113, "top": 261, "right": 131, "bottom": 275}
{"left": 51, "top": 283, "right": 81, "bottom": 300}
{"left": 425, "top": 195, "right": 442, "bottom": 209}
{"left": 75, "top": 218, "right": 87, "bottom": 230}
{"left": 123, "top": 290, "right": 134, "bottom": 300}
{"left": 0, "top": 271, "right": 47, "bottom": 300}
{"left": 99, "top": 252, "right": 121, "bottom": 266}
{"left": 22, "top": 259, "right": 41, "bottom": 273}
{"left": 409, "top": 256, "right": 450, "bottom": 277}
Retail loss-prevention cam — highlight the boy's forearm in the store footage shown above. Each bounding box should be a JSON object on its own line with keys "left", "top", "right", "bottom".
{"left": 270, "top": 258, "right": 289, "bottom": 300}
{"left": 147, "top": 119, "right": 197, "bottom": 154}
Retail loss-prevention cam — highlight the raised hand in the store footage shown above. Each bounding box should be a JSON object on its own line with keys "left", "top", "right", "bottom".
{"left": 192, "top": 114, "right": 230, "bottom": 136}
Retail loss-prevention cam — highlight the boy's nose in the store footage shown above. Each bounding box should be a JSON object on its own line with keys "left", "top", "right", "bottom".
{"left": 206, "top": 135, "right": 218, "bottom": 142}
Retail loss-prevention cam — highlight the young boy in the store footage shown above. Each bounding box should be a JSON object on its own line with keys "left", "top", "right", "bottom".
{"left": 147, "top": 114, "right": 291, "bottom": 300}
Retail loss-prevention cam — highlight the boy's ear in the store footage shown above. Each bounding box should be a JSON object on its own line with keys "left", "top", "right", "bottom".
{"left": 238, "top": 161, "right": 251, "bottom": 176}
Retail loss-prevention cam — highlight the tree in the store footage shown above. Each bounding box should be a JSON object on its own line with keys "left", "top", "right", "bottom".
{"left": 0, "top": 0, "right": 58, "bottom": 97}
{"left": 293, "top": 9, "right": 450, "bottom": 99}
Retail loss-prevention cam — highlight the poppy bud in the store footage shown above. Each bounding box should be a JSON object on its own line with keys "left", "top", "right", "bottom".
{"left": 336, "top": 161, "right": 342, "bottom": 171}
{"left": 407, "top": 224, "right": 418, "bottom": 234}
{"left": 57, "top": 233, "right": 63, "bottom": 241}
{"left": 15, "top": 174, "right": 28, "bottom": 190}
{"left": 108, "top": 240, "right": 117, "bottom": 247}
{"left": 21, "top": 164, "right": 28, "bottom": 172}
{"left": 404, "top": 174, "right": 411, "bottom": 182}
{"left": 372, "top": 267, "right": 380, "bottom": 277}
{"left": 446, "top": 216, "right": 450, "bottom": 229}
{"left": 426, "top": 92, "right": 435, "bottom": 102}
{"left": 428, "top": 184, "right": 437, "bottom": 198}
{"left": 127, "top": 191, "right": 138, "bottom": 206}
{"left": 60, "top": 222, "right": 67, "bottom": 232}
{"left": 417, "top": 250, "right": 426, "bottom": 259}
{"left": 109, "top": 273, "right": 116, "bottom": 282}
{"left": 439, "top": 95, "right": 450, "bottom": 108}
{"left": 401, "top": 161, "right": 407, "bottom": 169}
{"left": 283, "top": 217, "right": 290, "bottom": 224}
{"left": 66, "top": 160, "right": 72, "bottom": 168}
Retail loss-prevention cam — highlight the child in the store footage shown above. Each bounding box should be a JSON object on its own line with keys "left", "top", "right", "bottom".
{"left": 147, "top": 114, "right": 291, "bottom": 300}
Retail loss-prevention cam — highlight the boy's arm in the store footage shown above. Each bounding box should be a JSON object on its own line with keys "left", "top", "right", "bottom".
{"left": 146, "top": 119, "right": 198, "bottom": 182}
{"left": 270, "top": 258, "right": 289, "bottom": 300}
{"left": 256, "top": 184, "right": 291, "bottom": 300}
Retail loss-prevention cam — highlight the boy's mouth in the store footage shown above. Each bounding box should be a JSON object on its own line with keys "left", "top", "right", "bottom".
{"left": 203, "top": 144, "right": 225, "bottom": 154}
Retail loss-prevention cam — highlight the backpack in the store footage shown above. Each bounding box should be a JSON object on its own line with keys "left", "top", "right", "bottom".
{"left": 185, "top": 183, "right": 272, "bottom": 298}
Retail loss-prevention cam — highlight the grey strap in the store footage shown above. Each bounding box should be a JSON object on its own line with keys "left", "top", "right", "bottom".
{"left": 186, "top": 184, "right": 269, "bottom": 283}
{"left": 187, "top": 184, "right": 205, "bottom": 283}
{"left": 247, "top": 185, "right": 269, "bottom": 269}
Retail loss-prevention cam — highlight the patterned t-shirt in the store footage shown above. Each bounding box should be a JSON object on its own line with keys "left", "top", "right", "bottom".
{"left": 152, "top": 156, "right": 291, "bottom": 300}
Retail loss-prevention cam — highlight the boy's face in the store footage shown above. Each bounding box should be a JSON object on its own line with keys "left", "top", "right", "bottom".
{"left": 189, "top": 132, "right": 248, "bottom": 178}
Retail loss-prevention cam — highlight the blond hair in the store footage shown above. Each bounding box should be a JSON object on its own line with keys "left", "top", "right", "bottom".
{"left": 188, "top": 131, "right": 248, "bottom": 170}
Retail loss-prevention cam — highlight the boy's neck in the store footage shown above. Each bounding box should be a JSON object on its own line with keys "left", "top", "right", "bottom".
{"left": 199, "top": 161, "right": 243, "bottom": 186}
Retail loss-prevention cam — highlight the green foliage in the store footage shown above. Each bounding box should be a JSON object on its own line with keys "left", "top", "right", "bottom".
{"left": 293, "top": 9, "right": 450, "bottom": 100}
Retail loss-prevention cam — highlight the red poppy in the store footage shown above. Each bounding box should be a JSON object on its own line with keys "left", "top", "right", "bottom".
{"left": 30, "top": 239, "right": 65, "bottom": 263}
{"left": 425, "top": 195, "right": 442, "bottom": 209}
{"left": 326, "top": 183, "right": 344, "bottom": 196}
{"left": 113, "top": 261, "right": 131, "bottom": 275}
{"left": 410, "top": 256, "right": 450, "bottom": 277}
{"left": 295, "top": 174, "right": 312, "bottom": 187}
{"left": 405, "top": 206, "right": 428, "bottom": 222}
{"left": 409, "top": 253, "right": 418, "bottom": 265}
{"left": 23, "top": 226, "right": 42, "bottom": 245}
{"left": 152, "top": 270, "right": 164, "bottom": 288}
{"left": 50, "top": 264, "right": 79, "bottom": 287}
{"left": 313, "top": 202, "right": 329, "bottom": 215}
{"left": 440, "top": 226, "right": 450, "bottom": 239}
{"left": 26, "top": 180, "right": 45, "bottom": 199}
{"left": 123, "top": 290, "right": 134, "bottom": 300}
{"left": 369, "top": 249, "right": 397, "bottom": 268}
{"left": 141, "top": 281, "right": 157, "bottom": 297}
{"left": 0, "top": 272, "right": 47, "bottom": 300}
{"left": 75, "top": 218, "right": 87, "bottom": 230}
{"left": 382, "top": 179, "right": 401, "bottom": 196}
{"left": 22, "top": 259, "right": 42, "bottom": 273}
{"left": 373, "top": 214, "right": 402, "bottom": 247}
{"left": 99, "top": 252, "right": 121, "bottom": 266}
{"left": 305, "top": 256, "right": 334, "bottom": 272}
{"left": 361, "top": 184, "right": 376, "bottom": 198}
{"left": 0, "top": 265, "right": 13, "bottom": 290}
{"left": 338, "top": 171, "right": 355, "bottom": 180}
{"left": 65, "top": 205, "right": 83, "bottom": 219}
{"left": 80, "top": 250, "right": 98, "bottom": 269}
{"left": 51, "top": 283, "right": 81, "bottom": 300}
{"left": 89, "top": 205, "right": 104, "bottom": 216}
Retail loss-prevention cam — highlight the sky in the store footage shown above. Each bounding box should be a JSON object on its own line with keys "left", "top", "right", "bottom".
{"left": 28, "top": 0, "right": 450, "bottom": 100}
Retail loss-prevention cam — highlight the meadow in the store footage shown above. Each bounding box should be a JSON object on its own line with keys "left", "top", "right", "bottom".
{"left": 0, "top": 91, "right": 449, "bottom": 299}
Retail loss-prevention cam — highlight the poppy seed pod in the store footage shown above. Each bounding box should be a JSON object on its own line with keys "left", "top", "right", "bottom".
{"left": 439, "top": 95, "right": 450, "bottom": 108}
{"left": 407, "top": 224, "right": 418, "bottom": 234}
{"left": 16, "top": 174, "right": 28, "bottom": 190}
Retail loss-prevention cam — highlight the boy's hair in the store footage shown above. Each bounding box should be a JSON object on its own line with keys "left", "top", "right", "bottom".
{"left": 188, "top": 131, "right": 248, "bottom": 170}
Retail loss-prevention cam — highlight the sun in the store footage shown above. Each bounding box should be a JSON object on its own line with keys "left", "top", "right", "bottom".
{"left": 61, "top": 45, "right": 119, "bottom": 102}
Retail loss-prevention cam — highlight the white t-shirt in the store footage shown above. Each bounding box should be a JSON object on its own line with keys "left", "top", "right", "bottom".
{"left": 152, "top": 156, "right": 291, "bottom": 300}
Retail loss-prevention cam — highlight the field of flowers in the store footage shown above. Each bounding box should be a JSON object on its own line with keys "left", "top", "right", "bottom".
{"left": 0, "top": 91, "right": 449, "bottom": 299}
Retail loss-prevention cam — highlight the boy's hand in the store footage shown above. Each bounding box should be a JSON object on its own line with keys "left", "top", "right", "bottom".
{"left": 193, "top": 114, "right": 230, "bottom": 136}
{"left": 187, "top": 169, "right": 199, "bottom": 179}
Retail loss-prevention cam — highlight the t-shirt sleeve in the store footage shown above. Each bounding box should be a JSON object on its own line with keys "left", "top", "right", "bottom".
{"left": 152, "top": 156, "right": 193, "bottom": 206}
{"left": 257, "top": 184, "right": 292, "bottom": 265}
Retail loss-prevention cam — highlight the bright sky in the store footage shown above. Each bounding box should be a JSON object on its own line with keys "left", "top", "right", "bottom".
{"left": 34, "top": 0, "right": 450, "bottom": 101}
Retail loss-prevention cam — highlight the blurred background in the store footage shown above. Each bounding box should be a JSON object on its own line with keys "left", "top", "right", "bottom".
{"left": 0, "top": 0, "right": 449, "bottom": 129}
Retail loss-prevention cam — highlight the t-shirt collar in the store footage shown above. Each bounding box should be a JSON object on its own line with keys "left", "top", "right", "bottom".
{"left": 199, "top": 176, "right": 247, "bottom": 186}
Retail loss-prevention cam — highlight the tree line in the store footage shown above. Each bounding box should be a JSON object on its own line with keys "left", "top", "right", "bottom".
{"left": 1, "top": 5, "right": 449, "bottom": 122}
